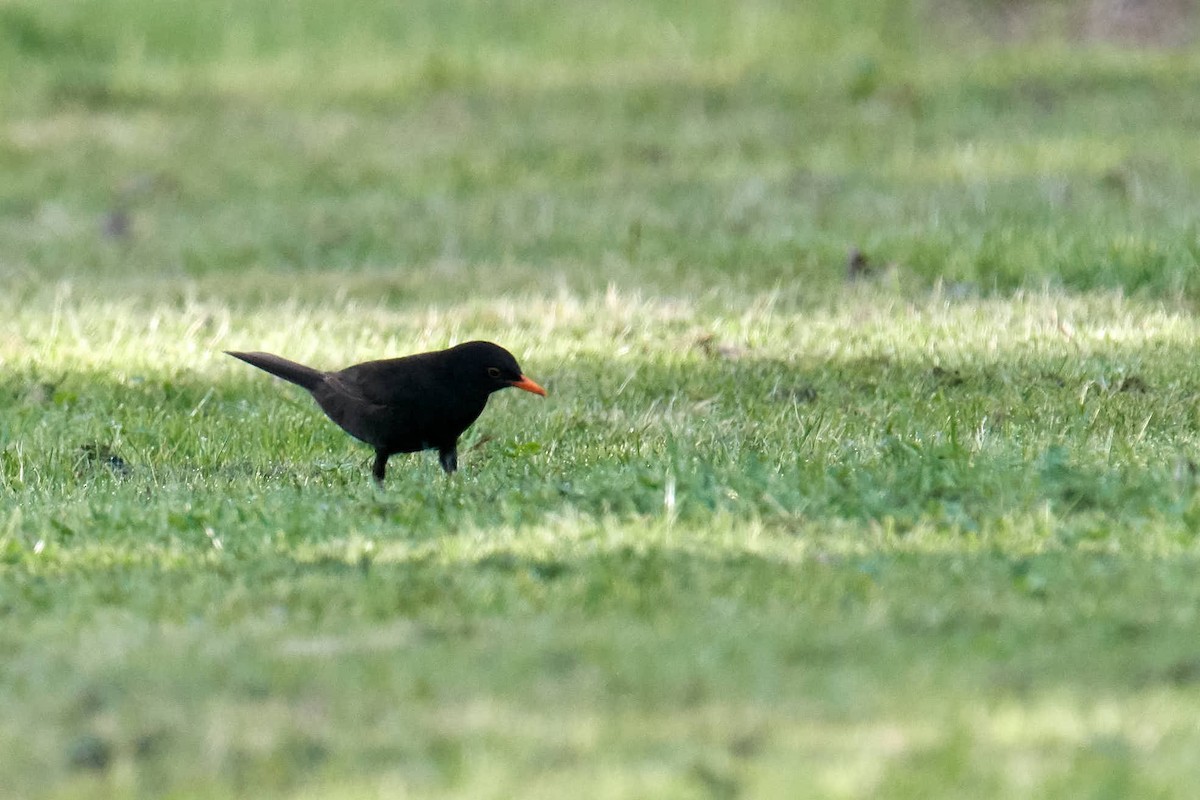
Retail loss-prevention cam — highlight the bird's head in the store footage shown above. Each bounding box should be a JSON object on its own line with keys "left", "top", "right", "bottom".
{"left": 452, "top": 341, "right": 546, "bottom": 397}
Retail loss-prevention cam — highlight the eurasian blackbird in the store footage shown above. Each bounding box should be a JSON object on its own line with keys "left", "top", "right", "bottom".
{"left": 226, "top": 341, "right": 546, "bottom": 482}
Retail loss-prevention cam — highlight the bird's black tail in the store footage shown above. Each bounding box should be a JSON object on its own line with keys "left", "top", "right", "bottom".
{"left": 225, "top": 351, "right": 324, "bottom": 391}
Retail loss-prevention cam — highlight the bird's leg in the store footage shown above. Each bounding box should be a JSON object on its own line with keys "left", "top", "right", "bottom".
{"left": 372, "top": 450, "right": 389, "bottom": 484}
{"left": 438, "top": 446, "right": 458, "bottom": 474}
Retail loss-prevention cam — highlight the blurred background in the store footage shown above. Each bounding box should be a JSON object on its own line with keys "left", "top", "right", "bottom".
{"left": 3, "top": 0, "right": 1198, "bottom": 303}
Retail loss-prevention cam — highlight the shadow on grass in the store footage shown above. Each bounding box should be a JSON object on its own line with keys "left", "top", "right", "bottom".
{"left": 3, "top": 340, "right": 1200, "bottom": 536}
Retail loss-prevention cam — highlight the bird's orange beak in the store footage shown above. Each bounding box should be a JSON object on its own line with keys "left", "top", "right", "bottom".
{"left": 511, "top": 375, "right": 546, "bottom": 396}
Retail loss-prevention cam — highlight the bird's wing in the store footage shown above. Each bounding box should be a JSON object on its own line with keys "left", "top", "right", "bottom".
{"left": 333, "top": 358, "right": 433, "bottom": 408}
{"left": 321, "top": 372, "right": 386, "bottom": 408}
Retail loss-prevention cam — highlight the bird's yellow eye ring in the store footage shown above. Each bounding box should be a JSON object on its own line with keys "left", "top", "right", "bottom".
{"left": 487, "top": 367, "right": 502, "bottom": 378}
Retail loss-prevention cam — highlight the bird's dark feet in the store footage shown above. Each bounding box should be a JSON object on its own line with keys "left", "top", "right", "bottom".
{"left": 372, "top": 451, "right": 389, "bottom": 484}
{"left": 438, "top": 447, "right": 458, "bottom": 474}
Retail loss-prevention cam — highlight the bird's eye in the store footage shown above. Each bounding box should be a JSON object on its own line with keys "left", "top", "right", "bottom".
{"left": 487, "top": 367, "right": 502, "bottom": 379}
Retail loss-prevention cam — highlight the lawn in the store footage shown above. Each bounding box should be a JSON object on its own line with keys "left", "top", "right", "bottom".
{"left": 4, "top": 1, "right": 1200, "bottom": 797}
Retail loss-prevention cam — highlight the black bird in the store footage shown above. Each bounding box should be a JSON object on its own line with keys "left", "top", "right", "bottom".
{"left": 226, "top": 341, "right": 546, "bottom": 482}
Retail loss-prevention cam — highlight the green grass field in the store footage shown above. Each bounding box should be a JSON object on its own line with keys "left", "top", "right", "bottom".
{"left": 5, "top": 1, "right": 1200, "bottom": 797}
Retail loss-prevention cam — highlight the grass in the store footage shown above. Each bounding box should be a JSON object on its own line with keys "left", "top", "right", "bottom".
{"left": 5, "top": 0, "right": 1200, "bottom": 797}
